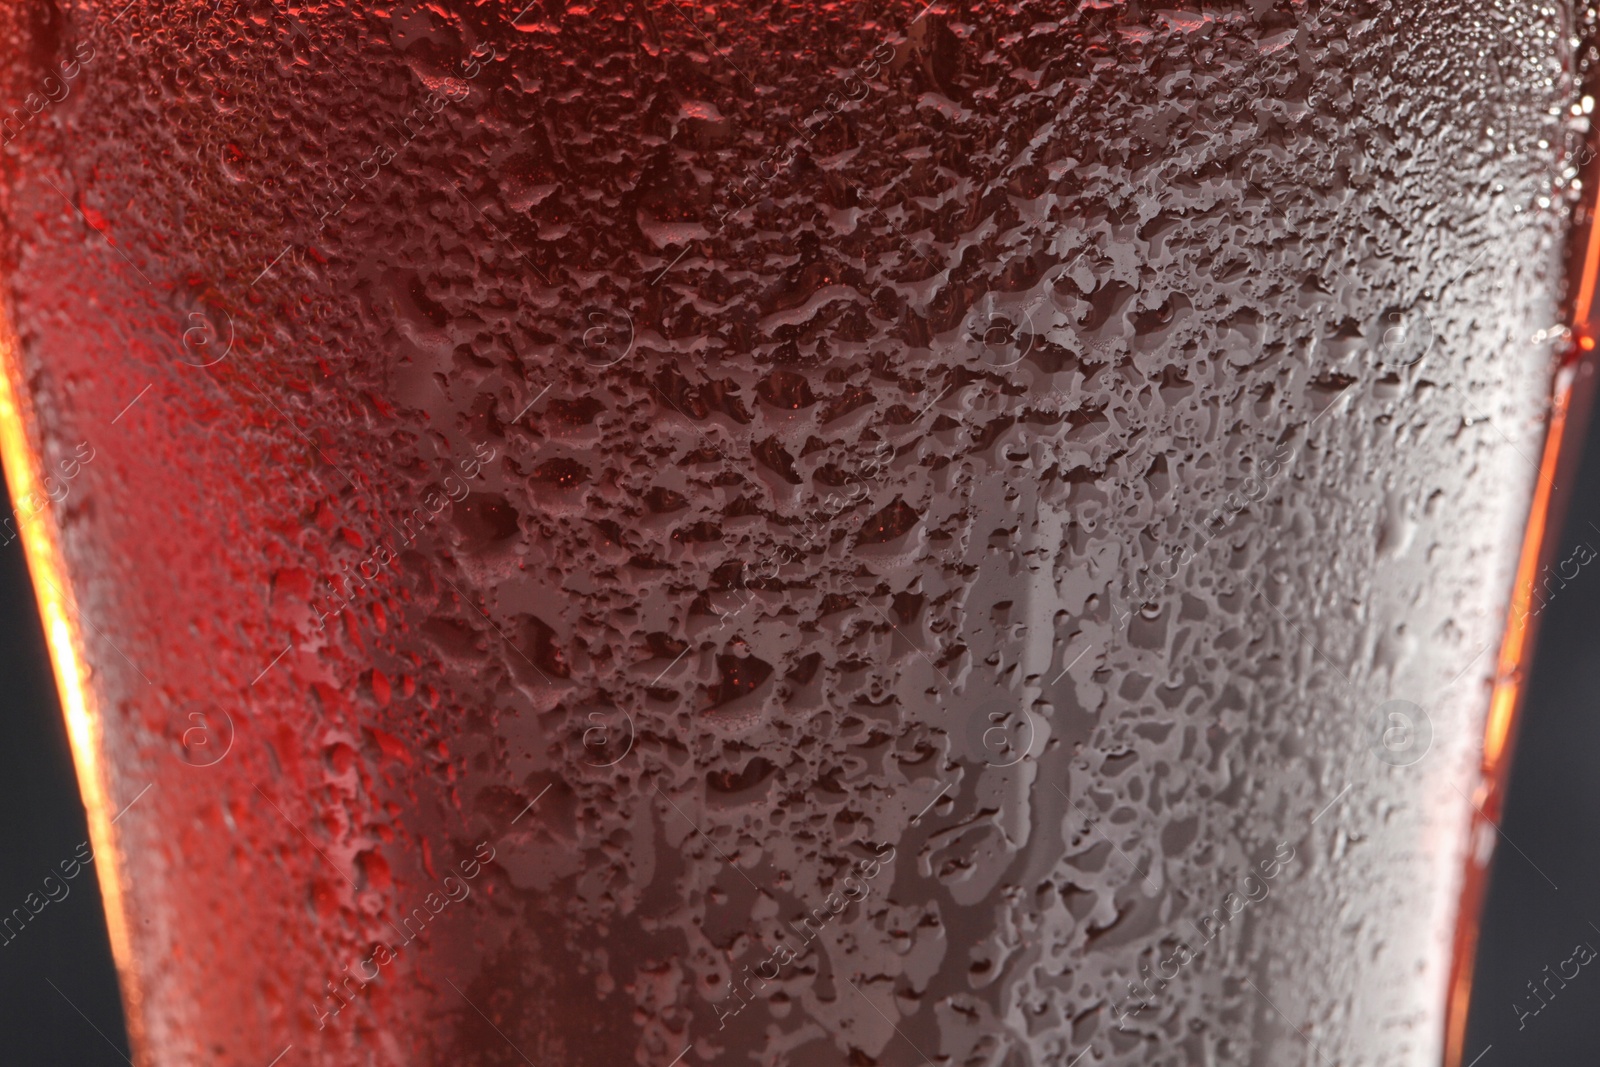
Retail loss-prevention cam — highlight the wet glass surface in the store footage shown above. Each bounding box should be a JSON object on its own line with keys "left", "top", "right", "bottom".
{"left": 0, "top": 2, "right": 1587, "bottom": 1064}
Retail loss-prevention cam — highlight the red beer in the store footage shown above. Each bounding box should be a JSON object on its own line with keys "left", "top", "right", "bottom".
{"left": 0, "top": 2, "right": 1587, "bottom": 1065}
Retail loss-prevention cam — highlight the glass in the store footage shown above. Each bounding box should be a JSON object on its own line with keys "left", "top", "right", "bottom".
{"left": 0, "top": 2, "right": 1590, "bottom": 1064}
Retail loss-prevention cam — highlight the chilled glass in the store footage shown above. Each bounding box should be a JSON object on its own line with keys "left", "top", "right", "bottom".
{"left": 0, "top": 2, "right": 1589, "bottom": 1064}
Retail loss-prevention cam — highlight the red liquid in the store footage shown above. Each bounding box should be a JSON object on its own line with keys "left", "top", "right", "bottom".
{"left": 0, "top": 3, "right": 1586, "bottom": 1065}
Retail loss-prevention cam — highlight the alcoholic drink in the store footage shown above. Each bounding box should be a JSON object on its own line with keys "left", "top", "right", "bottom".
{"left": 0, "top": 2, "right": 1585, "bottom": 1064}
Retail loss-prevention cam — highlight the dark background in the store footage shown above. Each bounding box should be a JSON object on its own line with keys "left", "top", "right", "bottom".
{"left": 1464, "top": 374, "right": 1600, "bottom": 1062}
{"left": 2, "top": 405, "right": 1599, "bottom": 1066}
{"left": 0, "top": 488, "right": 128, "bottom": 1065}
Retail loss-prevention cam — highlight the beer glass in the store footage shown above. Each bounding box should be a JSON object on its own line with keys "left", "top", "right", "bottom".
{"left": 0, "top": 1, "right": 1587, "bottom": 1064}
